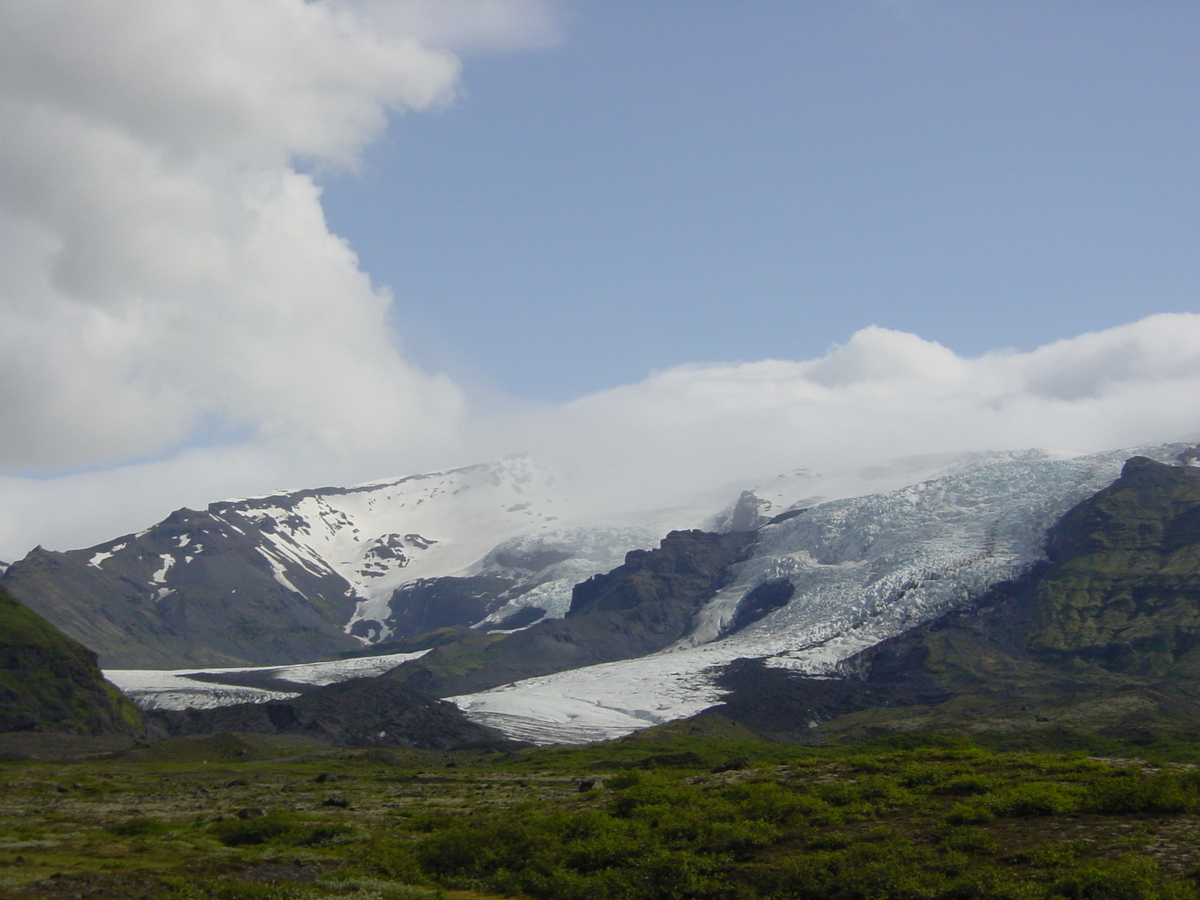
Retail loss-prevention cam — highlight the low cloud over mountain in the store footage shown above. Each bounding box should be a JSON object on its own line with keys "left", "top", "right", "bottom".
{"left": 0, "top": 3, "right": 1196, "bottom": 562}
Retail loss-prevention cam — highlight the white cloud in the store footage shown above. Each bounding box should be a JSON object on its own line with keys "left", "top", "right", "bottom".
{"left": 3, "top": 313, "right": 1200, "bottom": 560}
{"left": 0, "top": 2, "right": 1197, "bottom": 563}
{"left": 0, "top": 0, "right": 475, "bottom": 472}
{"left": 488, "top": 314, "right": 1200, "bottom": 517}
{"left": 346, "top": 0, "right": 563, "bottom": 52}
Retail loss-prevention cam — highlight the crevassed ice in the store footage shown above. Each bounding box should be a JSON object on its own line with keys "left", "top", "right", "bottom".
{"left": 451, "top": 445, "right": 1184, "bottom": 743}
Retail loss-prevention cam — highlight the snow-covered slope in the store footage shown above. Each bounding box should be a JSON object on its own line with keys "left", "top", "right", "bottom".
{"left": 2, "top": 455, "right": 704, "bottom": 666}
{"left": 220, "top": 456, "right": 565, "bottom": 622}
{"left": 212, "top": 455, "right": 698, "bottom": 640}
{"left": 451, "top": 444, "right": 1191, "bottom": 743}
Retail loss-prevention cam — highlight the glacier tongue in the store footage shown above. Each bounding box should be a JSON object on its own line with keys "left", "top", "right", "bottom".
{"left": 452, "top": 445, "right": 1186, "bottom": 744}
{"left": 106, "top": 650, "right": 430, "bottom": 711}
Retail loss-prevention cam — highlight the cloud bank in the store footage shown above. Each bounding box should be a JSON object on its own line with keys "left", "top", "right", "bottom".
{"left": 512, "top": 315, "right": 1200, "bottom": 516}
{"left": 0, "top": 1, "right": 1196, "bottom": 560}
{"left": 6, "top": 311, "right": 1199, "bottom": 560}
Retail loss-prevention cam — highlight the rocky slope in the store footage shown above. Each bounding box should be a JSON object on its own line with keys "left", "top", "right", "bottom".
{"left": 1, "top": 508, "right": 363, "bottom": 669}
{"left": 386, "top": 529, "right": 757, "bottom": 697}
{"left": 0, "top": 585, "right": 142, "bottom": 735}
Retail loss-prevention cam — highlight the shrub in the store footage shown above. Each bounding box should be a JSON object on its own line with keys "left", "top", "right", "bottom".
{"left": 898, "top": 762, "right": 968, "bottom": 788}
{"left": 209, "top": 811, "right": 300, "bottom": 847}
{"left": 1047, "top": 857, "right": 1196, "bottom": 900}
{"left": 354, "top": 837, "right": 428, "bottom": 883}
{"left": 944, "top": 802, "right": 996, "bottom": 826}
{"left": 1082, "top": 773, "right": 1200, "bottom": 815}
{"left": 108, "top": 816, "right": 169, "bottom": 838}
{"left": 984, "top": 782, "right": 1081, "bottom": 817}
{"left": 704, "top": 819, "right": 781, "bottom": 856}
{"left": 294, "top": 822, "right": 354, "bottom": 846}
{"left": 933, "top": 774, "right": 1002, "bottom": 797}
{"left": 562, "top": 831, "right": 649, "bottom": 874}
{"left": 721, "top": 781, "right": 839, "bottom": 827}
{"left": 415, "top": 827, "right": 489, "bottom": 877}
{"left": 205, "top": 880, "right": 292, "bottom": 900}
{"left": 939, "top": 826, "right": 1001, "bottom": 857}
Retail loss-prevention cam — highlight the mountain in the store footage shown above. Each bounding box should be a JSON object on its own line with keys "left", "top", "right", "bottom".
{"left": 9, "top": 441, "right": 1200, "bottom": 749}
{"left": 0, "top": 457, "right": 685, "bottom": 668}
{"left": 449, "top": 445, "right": 1196, "bottom": 743}
{"left": 710, "top": 455, "right": 1200, "bottom": 742}
{"left": 0, "top": 584, "right": 142, "bottom": 735}
{"left": 386, "top": 529, "right": 758, "bottom": 696}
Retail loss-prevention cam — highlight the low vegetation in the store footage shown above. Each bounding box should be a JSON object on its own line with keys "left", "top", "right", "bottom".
{"left": 2, "top": 730, "right": 1200, "bottom": 899}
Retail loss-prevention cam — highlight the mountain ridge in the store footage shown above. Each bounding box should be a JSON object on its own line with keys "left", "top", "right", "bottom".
{"left": 0, "top": 457, "right": 686, "bottom": 667}
{"left": 9, "top": 442, "right": 1200, "bottom": 750}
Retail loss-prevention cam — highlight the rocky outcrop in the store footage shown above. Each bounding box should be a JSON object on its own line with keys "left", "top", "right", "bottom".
{"left": 145, "top": 678, "right": 514, "bottom": 750}
{"left": 388, "top": 530, "right": 757, "bottom": 697}
{"left": 379, "top": 576, "right": 517, "bottom": 641}
{"left": 1025, "top": 455, "right": 1200, "bottom": 674}
{"left": 0, "top": 585, "right": 142, "bottom": 735}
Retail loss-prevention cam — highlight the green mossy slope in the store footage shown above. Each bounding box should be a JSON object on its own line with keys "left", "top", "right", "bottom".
{"left": 1027, "top": 456, "right": 1200, "bottom": 674}
{"left": 0, "top": 584, "right": 142, "bottom": 735}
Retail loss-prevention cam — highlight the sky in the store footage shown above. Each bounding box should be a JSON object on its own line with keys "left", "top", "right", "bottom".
{"left": 0, "top": 0, "right": 1198, "bottom": 561}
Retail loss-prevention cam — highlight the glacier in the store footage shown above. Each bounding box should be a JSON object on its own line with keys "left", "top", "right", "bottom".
{"left": 106, "top": 650, "right": 429, "bottom": 710}
{"left": 450, "top": 445, "right": 1190, "bottom": 743}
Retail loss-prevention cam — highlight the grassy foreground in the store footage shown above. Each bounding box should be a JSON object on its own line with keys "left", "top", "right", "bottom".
{"left": 2, "top": 729, "right": 1200, "bottom": 899}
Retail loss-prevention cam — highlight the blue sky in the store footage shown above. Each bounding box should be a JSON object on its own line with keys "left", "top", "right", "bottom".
{"left": 1, "top": 0, "right": 1198, "bottom": 558}
{"left": 319, "top": 0, "right": 1198, "bottom": 401}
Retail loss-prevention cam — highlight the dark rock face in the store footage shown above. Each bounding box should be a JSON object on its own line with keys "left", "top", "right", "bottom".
{"left": 725, "top": 579, "right": 795, "bottom": 636}
{"left": 0, "top": 586, "right": 142, "bottom": 735}
{"left": 713, "top": 457, "right": 1200, "bottom": 741}
{"left": 145, "top": 678, "right": 515, "bottom": 750}
{"left": 0, "top": 507, "right": 362, "bottom": 668}
{"left": 709, "top": 657, "right": 951, "bottom": 742}
{"left": 382, "top": 576, "right": 516, "bottom": 641}
{"left": 389, "top": 530, "right": 757, "bottom": 697}
{"left": 713, "top": 491, "right": 773, "bottom": 532}
{"left": 567, "top": 530, "right": 756, "bottom": 616}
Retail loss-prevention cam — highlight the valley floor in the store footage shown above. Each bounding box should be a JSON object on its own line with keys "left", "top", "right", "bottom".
{"left": 1, "top": 730, "right": 1200, "bottom": 899}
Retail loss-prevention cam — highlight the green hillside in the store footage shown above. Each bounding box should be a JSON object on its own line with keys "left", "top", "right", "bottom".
{"left": 0, "top": 584, "right": 142, "bottom": 735}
